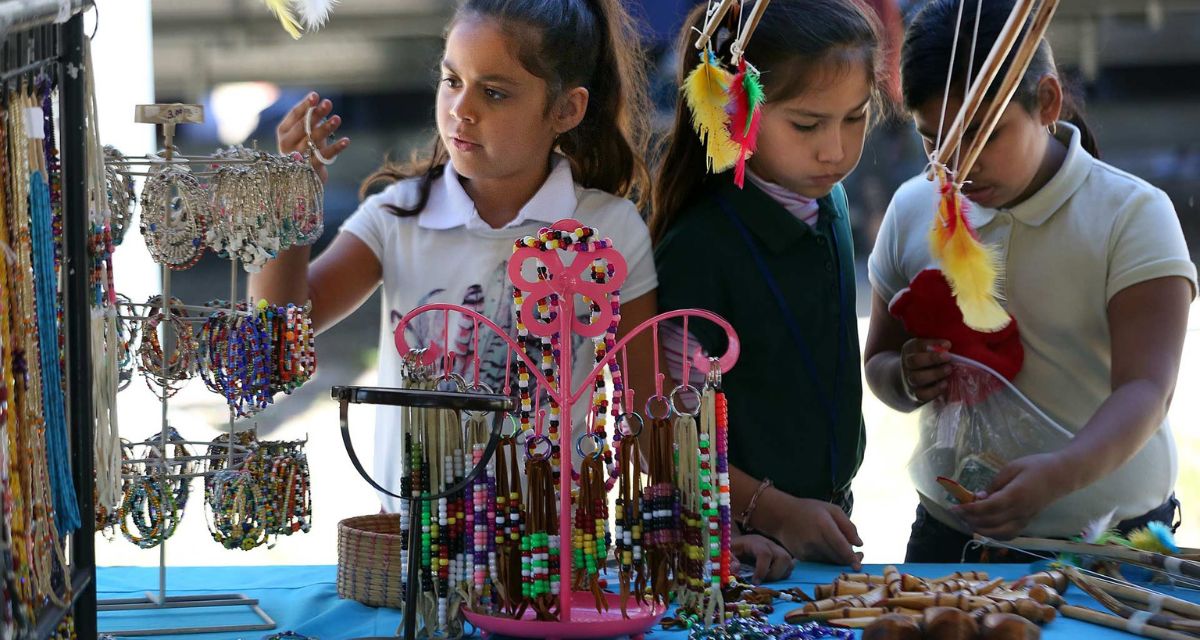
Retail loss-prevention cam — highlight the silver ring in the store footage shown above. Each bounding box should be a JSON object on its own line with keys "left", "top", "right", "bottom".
{"left": 706, "top": 357, "right": 722, "bottom": 390}
{"left": 669, "top": 384, "right": 702, "bottom": 418}
{"left": 618, "top": 412, "right": 644, "bottom": 438}
{"left": 463, "top": 380, "right": 495, "bottom": 419}
{"left": 435, "top": 372, "right": 467, "bottom": 393}
{"left": 644, "top": 395, "right": 673, "bottom": 421}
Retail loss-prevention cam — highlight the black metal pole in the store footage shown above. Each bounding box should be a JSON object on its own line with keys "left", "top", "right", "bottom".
{"left": 61, "top": 11, "right": 97, "bottom": 640}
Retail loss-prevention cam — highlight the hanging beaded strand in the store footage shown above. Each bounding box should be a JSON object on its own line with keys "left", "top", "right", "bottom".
{"left": 9, "top": 90, "right": 71, "bottom": 608}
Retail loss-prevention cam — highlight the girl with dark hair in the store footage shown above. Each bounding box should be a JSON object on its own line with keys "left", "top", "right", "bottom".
{"left": 652, "top": 0, "right": 889, "bottom": 578}
{"left": 251, "top": 0, "right": 660, "bottom": 512}
{"left": 864, "top": 0, "right": 1195, "bottom": 561}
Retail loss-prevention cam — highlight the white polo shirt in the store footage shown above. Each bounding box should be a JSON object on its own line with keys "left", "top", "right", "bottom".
{"left": 341, "top": 154, "right": 658, "bottom": 512}
{"left": 869, "top": 122, "right": 1197, "bottom": 537}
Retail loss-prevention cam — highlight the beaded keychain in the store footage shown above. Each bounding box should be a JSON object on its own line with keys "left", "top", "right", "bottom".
{"left": 614, "top": 406, "right": 647, "bottom": 617}
{"left": 672, "top": 402, "right": 707, "bottom": 613}
{"left": 522, "top": 432, "right": 560, "bottom": 622}
{"left": 493, "top": 428, "right": 524, "bottom": 617}
{"left": 572, "top": 436, "right": 609, "bottom": 612}
{"left": 643, "top": 411, "right": 679, "bottom": 607}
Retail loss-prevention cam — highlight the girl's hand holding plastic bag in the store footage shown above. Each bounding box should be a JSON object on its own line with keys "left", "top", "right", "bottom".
{"left": 953, "top": 452, "right": 1072, "bottom": 539}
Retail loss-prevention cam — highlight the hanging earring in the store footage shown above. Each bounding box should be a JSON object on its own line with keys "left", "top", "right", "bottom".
{"left": 1048, "top": 122, "right": 1058, "bottom": 136}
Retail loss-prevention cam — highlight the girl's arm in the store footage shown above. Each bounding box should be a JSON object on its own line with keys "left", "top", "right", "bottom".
{"left": 248, "top": 234, "right": 382, "bottom": 335}
{"left": 957, "top": 276, "right": 1192, "bottom": 538}
{"left": 731, "top": 464, "right": 864, "bottom": 570}
{"left": 615, "top": 289, "right": 659, "bottom": 428}
{"left": 249, "top": 92, "right": 369, "bottom": 334}
{"left": 863, "top": 291, "right": 952, "bottom": 412}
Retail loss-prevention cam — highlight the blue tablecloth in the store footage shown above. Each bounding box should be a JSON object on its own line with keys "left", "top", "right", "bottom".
{"left": 96, "top": 563, "right": 1185, "bottom": 639}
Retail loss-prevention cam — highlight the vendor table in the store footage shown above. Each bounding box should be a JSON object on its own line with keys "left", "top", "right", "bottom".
{"left": 97, "top": 563, "right": 1180, "bottom": 639}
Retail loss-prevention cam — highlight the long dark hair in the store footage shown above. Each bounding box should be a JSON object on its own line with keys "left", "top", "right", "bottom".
{"left": 361, "top": 0, "right": 652, "bottom": 214}
{"left": 649, "top": 0, "right": 887, "bottom": 245}
{"left": 901, "top": 0, "right": 1099, "bottom": 157}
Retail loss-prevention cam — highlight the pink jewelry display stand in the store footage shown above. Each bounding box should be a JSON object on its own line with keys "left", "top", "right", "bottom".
{"left": 392, "top": 219, "right": 740, "bottom": 640}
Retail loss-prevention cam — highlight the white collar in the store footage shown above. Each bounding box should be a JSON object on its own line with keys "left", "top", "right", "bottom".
{"left": 967, "top": 121, "right": 1092, "bottom": 229}
{"left": 418, "top": 154, "right": 579, "bottom": 231}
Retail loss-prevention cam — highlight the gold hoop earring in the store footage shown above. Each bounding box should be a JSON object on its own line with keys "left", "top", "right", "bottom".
{"left": 1049, "top": 122, "right": 1058, "bottom": 136}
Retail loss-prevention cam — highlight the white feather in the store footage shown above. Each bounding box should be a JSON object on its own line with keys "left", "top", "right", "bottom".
{"left": 291, "top": 0, "right": 339, "bottom": 30}
{"left": 1081, "top": 508, "right": 1119, "bottom": 544}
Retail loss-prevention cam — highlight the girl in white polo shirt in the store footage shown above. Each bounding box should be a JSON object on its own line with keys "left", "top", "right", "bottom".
{"left": 864, "top": 0, "right": 1196, "bottom": 561}
{"left": 250, "top": 0, "right": 660, "bottom": 512}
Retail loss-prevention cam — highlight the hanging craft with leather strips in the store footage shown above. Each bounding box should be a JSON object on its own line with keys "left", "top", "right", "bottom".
{"left": 926, "top": 0, "right": 1060, "bottom": 332}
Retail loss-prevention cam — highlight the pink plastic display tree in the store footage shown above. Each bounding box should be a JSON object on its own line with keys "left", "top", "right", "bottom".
{"left": 393, "top": 219, "right": 740, "bottom": 640}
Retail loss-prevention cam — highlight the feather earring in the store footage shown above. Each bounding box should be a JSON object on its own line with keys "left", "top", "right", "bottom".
{"left": 928, "top": 172, "right": 1009, "bottom": 331}
{"left": 726, "top": 59, "right": 764, "bottom": 188}
{"left": 683, "top": 51, "right": 739, "bottom": 174}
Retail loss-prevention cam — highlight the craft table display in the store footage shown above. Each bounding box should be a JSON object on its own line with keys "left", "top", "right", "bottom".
{"left": 93, "top": 98, "right": 324, "bottom": 635}
{"left": 333, "top": 219, "right": 744, "bottom": 640}
{"left": 93, "top": 563, "right": 1190, "bottom": 640}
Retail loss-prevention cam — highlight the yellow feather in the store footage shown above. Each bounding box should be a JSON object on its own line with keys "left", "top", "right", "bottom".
{"left": 929, "top": 184, "right": 1010, "bottom": 332}
{"left": 262, "top": 0, "right": 303, "bottom": 39}
{"left": 683, "top": 56, "right": 738, "bottom": 173}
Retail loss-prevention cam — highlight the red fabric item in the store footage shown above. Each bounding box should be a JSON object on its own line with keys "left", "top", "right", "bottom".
{"left": 889, "top": 269, "right": 1024, "bottom": 380}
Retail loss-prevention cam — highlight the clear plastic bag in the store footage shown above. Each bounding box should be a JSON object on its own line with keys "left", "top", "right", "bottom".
{"left": 909, "top": 355, "right": 1074, "bottom": 513}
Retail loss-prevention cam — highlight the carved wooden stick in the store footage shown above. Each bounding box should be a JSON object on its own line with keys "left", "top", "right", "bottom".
{"left": 956, "top": 0, "right": 1063, "bottom": 182}
{"left": 935, "top": 0, "right": 1038, "bottom": 165}
{"left": 693, "top": 0, "right": 736, "bottom": 50}
{"left": 785, "top": 606, "right": 885, "bottom": 624}
{"left": 1061, "top": 605, "right": 1196, "bottom": 640}
{"left": 1093, "top": 577, "right": 1200, "bottom": 620}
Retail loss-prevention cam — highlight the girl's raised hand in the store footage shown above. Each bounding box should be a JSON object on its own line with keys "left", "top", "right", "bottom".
{"left": 900, "top": 338, "right": 952, "bottom": 403}
{"left": 276, "top": 92, "right": 351, "bottom": 184}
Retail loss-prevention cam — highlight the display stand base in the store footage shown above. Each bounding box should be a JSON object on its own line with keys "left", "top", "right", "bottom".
{"left": 97, "top": 592, "right": 276, "bottom": 636}
{"left": 462, "top": 590, "right": 667, "bottom": 640}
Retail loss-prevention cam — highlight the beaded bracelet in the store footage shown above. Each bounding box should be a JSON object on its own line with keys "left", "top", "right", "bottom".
{"left": 139, "top": 163, "right": 208, "bottom": 270}
{"left": 739, "top": 477, "right": 772, "bottom": 535}
{"left": 138, "top": 310, "right": 198, "bottom": 398}
{"left": 103, "top": 145, "right": 135, "bottom": 245}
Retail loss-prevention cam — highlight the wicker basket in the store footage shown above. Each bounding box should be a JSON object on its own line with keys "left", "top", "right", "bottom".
{"left": 337, "top": 513, "right": 407, "bottom": 608}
